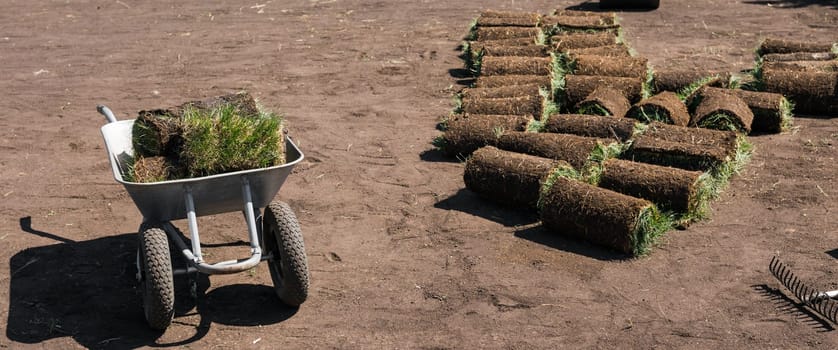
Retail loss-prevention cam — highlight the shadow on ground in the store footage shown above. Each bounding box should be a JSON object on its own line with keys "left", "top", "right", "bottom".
{"left": 514, "top": 225, "right": 627, "bottom": 261}
{"left": 7, "top": 216, "right": 297, "bottom": 349}
{"left": 435, "top": 188, "right": 539, "bottom": 227}
{"left": 752, "top": 284, "right": 835, "bottom": 332}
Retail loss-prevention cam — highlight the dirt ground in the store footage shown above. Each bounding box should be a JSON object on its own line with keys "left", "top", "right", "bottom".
{"left": 1, "top": 0, "right": 838, "bottom": 349}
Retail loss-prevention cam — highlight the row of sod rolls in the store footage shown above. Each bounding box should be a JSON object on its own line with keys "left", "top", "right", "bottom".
{"left": 752, "top": 37, "right": 838, "bottom": 117}
{"left": 129, "top": 92, "right": 286, "bottom": 182}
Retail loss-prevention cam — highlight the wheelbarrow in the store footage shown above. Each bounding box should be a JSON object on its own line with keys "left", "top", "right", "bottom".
{"left": 97, "top": 105, "right": 310, "bottom": 330}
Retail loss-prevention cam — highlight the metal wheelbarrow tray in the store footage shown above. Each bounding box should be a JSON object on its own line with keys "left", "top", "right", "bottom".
{"left": 98, "top": 105, "right": 310, "bottom": 330}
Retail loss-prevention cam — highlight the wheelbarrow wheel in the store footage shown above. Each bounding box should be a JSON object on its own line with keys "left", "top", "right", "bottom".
{"left": 138, "top": 223, "right": 175, "bottom": 330}
{"left": 263, "top": 201, "right": 310, "bottom": 306}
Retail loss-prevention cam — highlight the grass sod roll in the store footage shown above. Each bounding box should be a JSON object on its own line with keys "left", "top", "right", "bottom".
{"left": 460, "top": 94, "right": 543, "bottom": 117}
{"left": 757, "top": 38, "right": 837, "bottom": 55}
{"left": 178, "top": 105, "right": 286, "bottom": 177}
{"left": 566, "top": 44, "right": 632, "bottom": 57}
{"left": 131, "top": 112, "right": 181, "bottom": 158}
{"left": 597, "top": 159, "right": 711, "bottom": 218}
{"left": 571, "top": 55, "right": 648, "bottom": 80}
{"left": 690, "top": 89, "right": 754, "bottom": 133}
{"left": 623, "top": 136, "right": 730, "bottom": 172}
{"left": 474, "top": 26, "right": 541, "bottom": 41}
{"left": 495, "top": 131, "right": 611, "bottom": 170}
{"left": 701, "top": 87, "right": 793, "bottom": 133}
{"left": 463, "top": 146, "right": 572, "bottom": 209}
{"left": 626, "top": 91, "right": 691, "bottom": 126}
{"left": 762, "top": 60, "right": 838, "bottom": 73}
{"left": 760, "top": 52, "right": 837, "bottom": 63}
{"left": 651, "top": 69, "right": 730, "bottom": 96}
{"left": 760, "top": 69, "right": 838, "bottom": 116}
{"left": 472, "top": 44, "right": 550, "bottom": 58}
{"left": 553, "top": 10, "right": 618, "bottom": 20}
{"left": 476, "top": 14, "right": 541, "bottom": 28}
{"left": 472, "top": 74, "right": 552, "bottom": 88}
{"left": 542, "top": 113, "right": 637, "bottom": 142}
{"left": 479, "top": 10, "right": 542, "bottom": 19}
{"left": 434, "top": 114, "right": 531, "bottom": 158}
{"left": 642, "top": 121, "right": 739, "bottom": 156}
{"left": 541, "top": 15, "right": 620, "bottom": 32}
{"left": 178, "top": 92, "right": 261, "bottom": 118}
{"left": 479, "top": 56, "right": 554, "bottom": 76}
{"left": 562, "top": 75, "right": 644, "bottom": 106}
{"left": 575, "top": 85, "right": 631, "bottom": 117}
{"left": 550, "top": 32, "right": 619, "bottom": 51}
{"left": 539, "top": 176, "right": 671, "bottom": 256}
{"left": 461, "top": 84, "right": 542, "bottom": 99}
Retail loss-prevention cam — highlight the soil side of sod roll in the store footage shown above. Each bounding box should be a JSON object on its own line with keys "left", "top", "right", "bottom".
{"left": 761, "top": 52, "right": 837, "bottom": 62}
{"left": 495, "top": 131, "right": 606, "bottom": 169}
{"left": 651, "top": 70, "right": 730, "bottom": 94}
{"left": 642, "top": 121, "right": 739, "bottom": 155}
{"left": 540, "top": 176, "right": 665, "bottom": 256}
{"left": 762, "top": 60, "right": 838, "bottom": 73}
{"left": 129, "top": 156, "right": 180, "bottom": 183}
{"left": 480, "top": 10, "right": 541, "bottom": 19}
{"left": 553, "top": 10, "right": 617, "bottom": 20}
{"left": 464, "top": 146, "right": 570, "bottom": 209}
{"left": 439, "top": 114, "right": 531, "bottom": 157}
{"left": 461, "top": 84, "right": 543, "bottom": 99}
{"left": 566, "top": 44, "right": 632, "bottom": 57}
{"left": 761, "top": 69, "right": 838, "bottom": 116}
{"left": 470, "top": 37, "right": 539, "bottom": 47}
{"left": 624, "top": 135, "right": 730, "bottom": 171}
{"left": 461, "top": 95, "right": 543, "bottom": 117}
{"left": 473, "top": 74, "right": 552, "bottom": 88}
{"left": 476, "top": 16, "right": 540, "bottom": 28}
{"left": 598, "top": 159, "right": 705, "bottom": 213}
{"left": 575, "top": 85, "right": 631, "bottom": 117}
{"left": 691, "top": 89, "right": 754, "bottom": 133}
{"left": 480, "top": 56, "right": 554, "bottom": 76}
{"left": 563, "top": 75, "right": 644, "bottom": 105}
{"left": 571, "top": 55, "right": 648, "bottom": 80}
{"left": 758, "top": 38, "right": 836, "bottom": 55}
{"left": 627, "top": 91, "right": 691, "bottom": 126}
{"left": 540, "top": 15, "right": 620, "bottom": 30}
{"left": 700, "top": 87, "right": 792, "bottom": 134}
{"left": 473, "top": 44, "right": 550, "bottom": 57}
{"left": 542, "top": 113, "right": 637, "bottom": 142}
{"left": 132, "top": 112, "right": 182, "bottom": 158}
{"left": 551, "top": 32, "right": 618, "bottom": 51}
{"left": 475, "top": 26, "right": 541, "bottom": 41}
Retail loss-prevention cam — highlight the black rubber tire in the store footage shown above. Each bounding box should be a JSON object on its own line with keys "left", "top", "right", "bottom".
{"left": 263, "top": 201, "right": 310, "bottom": 306}
{"left": 138, "top": 223, "right": 175, "bottom": 330}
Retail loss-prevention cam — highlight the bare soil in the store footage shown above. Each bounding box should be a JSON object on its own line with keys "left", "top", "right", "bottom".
{"left": 1, "top": 0, "right": 838, "bottom": 349}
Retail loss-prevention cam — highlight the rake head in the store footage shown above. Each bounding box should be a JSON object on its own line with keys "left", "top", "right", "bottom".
{"left": 769, "top": 256, "right": 838, "bottom": 325}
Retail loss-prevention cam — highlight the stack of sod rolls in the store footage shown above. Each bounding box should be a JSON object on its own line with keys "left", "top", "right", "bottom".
{"left": 752, "top": 37, "right": 838, "bottom": 117}
{"left": 127, "top": 92, "right": 286, "bottom": 183}
{"left": 432, "top": 8, "right": 774, "bottom": 256}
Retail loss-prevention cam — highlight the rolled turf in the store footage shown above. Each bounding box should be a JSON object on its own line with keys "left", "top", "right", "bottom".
{"left": 461, "top": 84, "right": 543, "bottom": 99}
{"left": 562, "top": 75, "right": 644, "bottom": 105}
{"left": 474, "top": 26, "right": 541, "bottom": 41}
{"left": 700, "top": 87, "right": 793, "bottom": 133}
{"left": 479, "top": 56, "right": 554, "bottom": 76}
{"left": 476, "top": 12, "right": 541, "bottom": 27}
{"left": 541, "top": 113, "right": 638, "bottom": 142}
{"left": 540, "top": 15, "right": 620, "bottom": 31}
{"left": 651, "top": 69, "right": 731, "bottom": 96}
{"left": 550, "top": 32, "right": 619, "bottom": 51}
{"left": 128, "top": 156, "right": 179, "bottom": 183}
{"left": 464, "top": 146, "right": 573, "bottom": 209}
{"left": 473, "top": 74, "right": 552, "bottom": 88}
{"left": 626, "top": 91, "right": 691, "bottom": 126}
{"left": 495, "top": 131, "right": 611, "bottom": 169}
{"left": 460, "top": 95, "right": 543, "bottom": 117}
{"left": 760, "top": 52, "right": 837, "bottom": 62}
{"left": 566, "top": 44, "right": 632, "bottom": 57}
{"left": 762, "top": 60, "right": 838, "bottom": 73}
{"left": 641, "top": 121, "right": 739, "bottom": 156}
{"left": 575, "top": 85, "right": 631, "bottom": 117}
{"left": 539, "top": 176, "right": 671, "bottom": 256}
{"left": 132, "top": 111, "right": 181, "bottom": 158}
{"left": 760, "top": 69, "right": 838, "bottom": 116}
{"left": 471, "top": 44, "right": 550, "bottom": 57}
{"left": 690, "top": 88, "right": 755, "bottom": 133}
{"left": 757, "top": 38, "right": 837, "bottom": 55}
{"left": 436, "top": 114, "right": 531, "bottom": 157}
{"left": 623, "top": 135, "right": 730, "bottom": 172}
{"left": 571, "top": 55, "right": 648, "bottom": 80}
{"left": 597, "top": 159, "right": 711, "bottom": 217}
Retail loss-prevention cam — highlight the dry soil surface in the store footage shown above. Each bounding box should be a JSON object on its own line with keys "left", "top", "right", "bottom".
{"left": 2, "top": 0, "right": 838, "bottom": 349}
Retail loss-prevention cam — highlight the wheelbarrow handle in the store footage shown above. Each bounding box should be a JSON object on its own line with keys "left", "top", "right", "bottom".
{"left": 97, "top": 104, "right": 118, "bottom": 124}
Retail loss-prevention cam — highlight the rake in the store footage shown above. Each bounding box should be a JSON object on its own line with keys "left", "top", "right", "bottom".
{"left": 769, "top": 256, "right": 838, "bottom": 324}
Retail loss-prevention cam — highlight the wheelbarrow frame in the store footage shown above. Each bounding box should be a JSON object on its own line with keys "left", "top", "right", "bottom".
{"left": 97, "top": 105, "right": 309, "bottom": 329}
